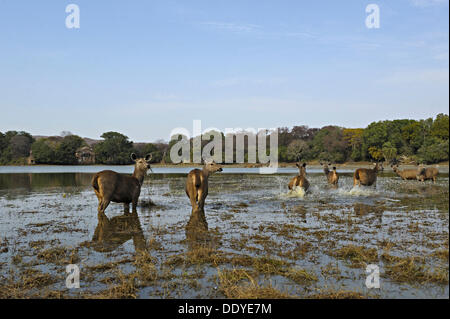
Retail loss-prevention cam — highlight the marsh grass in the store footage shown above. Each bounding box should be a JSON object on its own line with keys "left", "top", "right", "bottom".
{"left": 134, "top": 250, "right": 158, "bottom": 283}
{"left": 285, "top": 267, "right": 318, "bottom": 285}
{"left": 381, "top": 253, "right": 448, "bottom": 285}
{"left": 333, "top": 245, "right": 378, "bottom": 268}
{"left": 0, "top": 268, "right": 58, "bottom": 298}
{"left": 307, "top": 289, "right": 367, "bottom": 299}
{"left": 37, "top": 246, "right": 79, "bottom": 265}
{"left": 89, "top": 271, "right": 138, "bottom": 299}
{"left": 217, "top": 268, "right": 293, "bottom": 299}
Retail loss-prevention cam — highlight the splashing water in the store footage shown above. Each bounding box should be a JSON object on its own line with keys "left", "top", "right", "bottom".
{"left": 285, "top": 186, "right": 307, "bottom": 198}
{"left": 338, "top": 185, "right": 379, "bottom": 197}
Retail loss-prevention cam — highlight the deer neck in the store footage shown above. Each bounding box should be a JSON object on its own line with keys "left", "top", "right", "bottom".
{"left": 299, "top": 168, "right": 306, "bottom": 177}
{"left": 202, "top": 167, "right": 211, "bottom": 179}
{"left": 132, "top": 168, "right": 146, "bottom": 186}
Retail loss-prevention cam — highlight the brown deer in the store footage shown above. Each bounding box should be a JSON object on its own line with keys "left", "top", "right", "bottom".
{"left": 185, "top": 159, "right": 223, "bottom": 212}
{"left": 353, "top": 162, "right": 382, "bottom": 187}
{"left": 92, "top": 153, "right": 152, "bottom": 215}
{"left": 321, "top": 162, "right": 339, "bottom": 186}
{"left": 288, "top": 162, "right": 310, "bottom": 191}
{"left": 391, "top": 164, "right": 418, "bottom": 180}
{"left": 416, "top": 165, "right": 439, "bottom": 183}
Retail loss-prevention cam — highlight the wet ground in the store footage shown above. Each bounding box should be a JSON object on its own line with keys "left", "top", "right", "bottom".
{"left": 0, "top": 166, "right": 448, "bottom": 299}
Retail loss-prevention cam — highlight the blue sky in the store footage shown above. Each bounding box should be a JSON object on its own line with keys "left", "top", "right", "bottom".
{"left": 0, "top": 0, "right": 448, "bottom": 142}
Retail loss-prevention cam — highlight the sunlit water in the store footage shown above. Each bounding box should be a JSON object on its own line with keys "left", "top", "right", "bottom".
{"left": 0, "top": 166, "right": 448, "bottom": 298}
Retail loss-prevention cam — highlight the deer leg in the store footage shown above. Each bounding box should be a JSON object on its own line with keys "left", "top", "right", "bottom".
{"left": 132, "top": 200, "right": 138, "bottom": 213}
{"left": 198, "top": 190, "right": 207, "bottom": 211}
{"left": 99, "top": 199, "right": 110, "bottom": 214}
{"left": 189, "top": 194, "right": 198, "bottom": 211}
{"left": 124, "top": 203, "right": 130, "bottom": 214}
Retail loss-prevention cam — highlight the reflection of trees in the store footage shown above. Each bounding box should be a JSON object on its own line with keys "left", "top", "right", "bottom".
{"left": 0, "top": 174, "right": 33, "bottom": 191}
{"left": 0, "top": 173, "right": 95, "bottom": 190}
{"left": 91, "top": 211, "right": 147, "bottom": 253}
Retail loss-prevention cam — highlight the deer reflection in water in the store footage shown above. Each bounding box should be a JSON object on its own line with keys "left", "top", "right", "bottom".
{"left": 184, "top": 207, "right": 221, "bottom": 254}
{"left": 91, "top": 210, "right": 147, "bottom": 253}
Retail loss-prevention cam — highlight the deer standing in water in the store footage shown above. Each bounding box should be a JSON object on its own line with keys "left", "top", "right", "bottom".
{"left": 320, "top": 162, "right": 339, "bottom": 186}
{"left": 185, "top": 159, "right": 223, "bottom": 212}
{"left": 92, "top": 153, "right": 152, "bottom": 215}
{"left": 391, "top": 164, "right": 418, "bottom": 180}
{"left": 353, "top": 162, "right": 383, "bottom": 187}
{"left": 416, "top": 165, "right": 439, "bottom": 183}
{"left": 288, "top": 162, "right": 310, "bottom": 192}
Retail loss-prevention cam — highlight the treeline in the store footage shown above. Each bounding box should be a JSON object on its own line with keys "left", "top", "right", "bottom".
{"left": 277, "top": 113, "right": 449, "bottom": 164}
{"left": 0, "top": 113, "right": 448, "bottom": 165}
{"left": 0, "top": 131, "right": 34, "bottom": 165}
{"left": 172, "top": 113, "right": 449, "bottom": 164}
{"left": 0, "top": 131, "right": 169, "bottom": 165}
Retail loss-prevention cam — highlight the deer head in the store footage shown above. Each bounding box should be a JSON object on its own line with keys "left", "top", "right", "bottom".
{"left": 131, "top": 153, "right": 153, "bottom": 175}
{"left": 202, "top": 157, "right": 223, "bottom": 174}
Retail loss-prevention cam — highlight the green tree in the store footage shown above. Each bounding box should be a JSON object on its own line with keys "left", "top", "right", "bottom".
{"left": 401, "top": 121, "right": 424, "bottom": 153}
{"left": 431, "top": 113, "right": 449, "bottom": 140}
{"left": 94, "top": 132, "right": 134, "bottom": 164}
{"left": 287, "top": 140, "right": 309, "bottom": 162}
{"left": 417, "top": 136, "right": 449, "bottom": 164}
{"left": 310, "top": 126, "right": 349, "bottom": 163}
{"left": 0, "top": 131, "right": 34, "bottom": 164}
{"left": 31, "top": 139, "right": 56, "bottom": 164}
{"left": 134, "top": 143, "right": 163, "bottom": 163}
{"left": 382, "top": 142, "right": 397, "bottom": 163}
{"left": 55, "top": 135, "right": 85, "bottom": 164}
{"left": 368, "top": 146, "right": 383, "bottom": 161}
{"left": 343, "top": 128, "right": 364, "bottom": 161}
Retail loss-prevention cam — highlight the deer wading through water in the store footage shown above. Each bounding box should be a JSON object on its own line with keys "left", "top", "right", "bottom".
{"left": 391, "top": 164, "right": 418, "bottom": 180}
{"left": 288, "top": 162, "right": 310, "bottom": 192}
{"left": 353, "top": 162, "right": 383, "bottom": 187}
{"left": 185, "top": 159, "right": 223, "bottom": 212}
{"left": 92, "top": 153, "right": 152, "bottom": 215}
{"left": 416, "top": 165, "right": 439, "bottom": 183}
{"left": 320, "top": 162, "right": 339, "bottom": 186}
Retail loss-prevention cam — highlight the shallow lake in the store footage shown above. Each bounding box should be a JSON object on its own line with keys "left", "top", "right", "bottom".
{"left": 0, "top": 166, "right": 448, "bottom": 298}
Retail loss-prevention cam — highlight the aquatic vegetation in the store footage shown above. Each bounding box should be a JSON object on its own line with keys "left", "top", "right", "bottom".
{"left": 333, "top": 245, "right": 378, "bottom": 268}
{"left": 0, "top": 170, "right": 448, "bottom": 298}
{"left": 217, "top": 268, "right": 294, "bottom": 299}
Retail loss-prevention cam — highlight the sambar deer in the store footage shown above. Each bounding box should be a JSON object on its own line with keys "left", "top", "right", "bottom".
{"left": 185, "top": 159, "right": 223, "bottom": 212}
{"left": 391, "top": 164, "right": 418, "bottom": 180}
{"left": 353, "top": 162, "right": 383, "bottom": 187}
{"left": 320, "top": 162, "right": 339, "bottom": 186}
{"left": 416, "top": 165, "right": 439, "bottom": 183}
{"left": 288, "top": 162, "right": 310, "bottom": 192}
{"left": 92, "top": 153, "right": 152, "bottom": 215}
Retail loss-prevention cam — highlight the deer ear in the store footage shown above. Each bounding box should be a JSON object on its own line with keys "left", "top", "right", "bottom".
{"left": 302, "top": 163, "right": 306, "bottom": 167}
{"left": 130, "top": 153, "right": 137, "bottom": 161}
{"left": 145, "top": 154, "right": 152, "bottom": 162}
